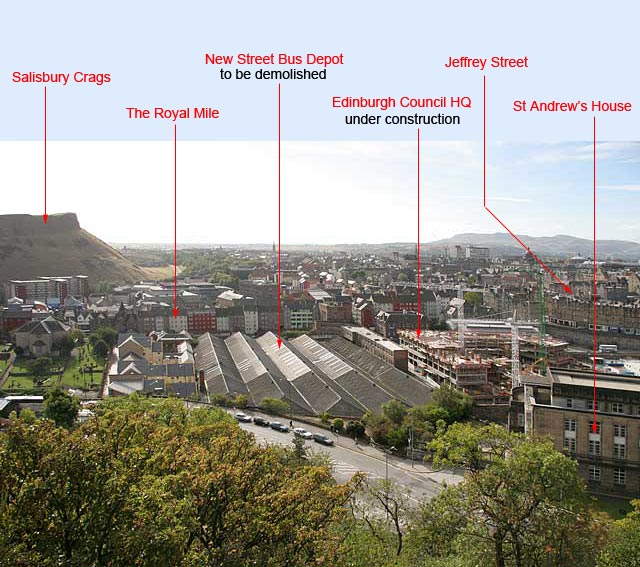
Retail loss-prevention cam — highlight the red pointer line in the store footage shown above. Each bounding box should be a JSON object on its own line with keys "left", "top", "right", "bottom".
{"left": 592, "top": 116, "right": 597, "bottom": 431}
{"left": 43, "top": 87, "right": 48, "bottom": 224}
{"left": 277, "top": 84, "right": 282, "bottom": 348}
{"left": 173, "top": 124, "right": 178, "bottom": 319}
{"left": 482, "top": 76, "right": 572, "bottom": 294}
{"left": 417, "top": 128, "right": 421, "bottom": 337}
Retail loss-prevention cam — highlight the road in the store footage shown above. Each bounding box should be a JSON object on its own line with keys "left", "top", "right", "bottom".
{"left": 226, "top": 409, "right": 461, "bottom": 504}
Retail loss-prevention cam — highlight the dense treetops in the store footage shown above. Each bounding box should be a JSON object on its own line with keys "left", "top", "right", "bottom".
{"left": 1, "top": 395, "right": 638, "bottom": 566}
{"left": 0, "top": 396, "right": 351, "bottom": 567}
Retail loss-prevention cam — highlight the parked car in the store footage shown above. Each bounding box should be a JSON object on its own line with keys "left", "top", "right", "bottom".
{"left": 253, "top": 416, "right": 270, "bottom": 427}
{"left": 293, "top": 427, "right": 313, "bottom": 439}
{"left": 234, "top": 412, "right": 252, "bottom": 423}
{"left": 313, "top": 433, "right": 334, "bottom": 446}
{"left": 270, "top": 421, "right": 290, "bottom": 433}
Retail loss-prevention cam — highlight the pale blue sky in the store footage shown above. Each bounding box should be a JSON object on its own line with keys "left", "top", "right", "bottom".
{"left": 1, "top": 0, "right": 638, "bottom": 141}
{"left": 0, "top": 140, "right": 636, "bottom": 244}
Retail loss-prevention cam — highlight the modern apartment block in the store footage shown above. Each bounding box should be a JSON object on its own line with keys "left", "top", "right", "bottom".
{"left": 511, "top": 369, "right": 640, "bottom": 497}
{"left": 6, "top": 275, "right": 89, "bottom": 304}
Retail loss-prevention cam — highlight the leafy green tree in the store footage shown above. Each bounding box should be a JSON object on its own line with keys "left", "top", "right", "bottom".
{"left": 259, "top": 397, "right": 289, "bottom": 416}
{"left": 69, "top": 328, "right": 86, "bottom": 346}
{"left": 53, "top": 334, "right": 75, "bottom": 357}
{"left": 599, "top": 499, "right": 640, "bottom": 566}
{"left": 28, "top": 356, "right": 52, "bottom": 386}
{"left": 414, "top": 404, "right": 450, "bottom": 426}
{"left": 332, "top": 418, "right": 345, "bottom": 433}
{"left": 43, "top": 387, "right": 80, "bottom": 428}
{"left": 92, "top": 338, "right": 110, "bottom": 359}
{"left": 382, "top": 400, "right": 407, "bottom": 426}
{"left": 233, "top": 393, "right": 248, "bottom": 408}
{"left": 430, "top": 385, "right": 472, "bottom": 422}
{"left": 363, "top": 411, "right": 393, "bottom": 445}
{"left": 291, "top": 435, "right": 307, "bottom": 464}
{"left": 18, "top": 408, "right": 36, "bottom": 424}
{"left": 210, "top": 393, "right": 231, "bottom": 407}
{"left": 386, "top": 425, "right": 409, "bottom": 450}
{"left": 346, "top": 421, "right": 366, "bottom": 439}
{"left": 418, "top": 423, "right": 602, "bottom": 567}
{"left": 0, "top": 397, "right": 353, "bottom": 567}
{"left": 89, "top": 327, "right": 118, "bottom": 349}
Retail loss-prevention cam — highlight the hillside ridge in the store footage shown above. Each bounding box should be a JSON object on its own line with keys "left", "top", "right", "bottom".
{"left": 0, "top": 213, "right": 149, "bottom": 284}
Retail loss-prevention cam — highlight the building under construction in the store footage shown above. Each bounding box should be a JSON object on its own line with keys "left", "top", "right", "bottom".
{"left": 399, "top": 323, "right": 571, "bottom": 402}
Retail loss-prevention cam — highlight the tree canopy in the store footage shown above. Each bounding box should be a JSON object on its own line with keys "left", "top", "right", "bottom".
{"left": 28, "top": 356, "right": 53, "bottom": 386}
{"left": 43, "top": 387, "right": 80, "bottom": 428}
{"left": 419, "top": 423, "right": 606, "bottom": 567}
{"left": 0, "top": 396, "right": 351, "bottom": 567}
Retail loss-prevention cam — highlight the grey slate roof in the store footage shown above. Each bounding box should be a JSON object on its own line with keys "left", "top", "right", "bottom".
{"left": 15, "top": 316, "right": 69, "bottom": 335}
{"left": 323, "top": 336, "right": 432, "bottom": 406}
{"left": 195, "top": 333, "right": 250, "bottom": 400}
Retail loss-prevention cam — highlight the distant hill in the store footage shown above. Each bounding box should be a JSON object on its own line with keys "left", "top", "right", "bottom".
{"left": 422, "top": 233, "right": 640, "bottom": 260}
{"left": 0, "top": 213, "right": 150, "bottom": 284}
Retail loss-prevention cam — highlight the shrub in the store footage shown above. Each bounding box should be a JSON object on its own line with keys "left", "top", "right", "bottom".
{"left": 345, "top": 420, "right": 366, "bottom": 439}
{"left": 260, "top": 397, "right": 289, "bottom": 416}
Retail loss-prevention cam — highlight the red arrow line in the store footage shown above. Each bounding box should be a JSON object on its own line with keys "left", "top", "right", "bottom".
{"left": 277, "top": 83, "right": 282, "bottom": 348}
{"left": 592, "top": 116, "right": 597, "bottom": 431}
{"left": 417, "top": 128, "right": 421, "bottom": 337}
{"left": 173, "top": 124, "right": 178, "bottom": 319}
{"left": 483, "top": 76, "right": 572, "bottom": 294}
{"left": 43, "top": 87, "right": 48, "bottom": 224}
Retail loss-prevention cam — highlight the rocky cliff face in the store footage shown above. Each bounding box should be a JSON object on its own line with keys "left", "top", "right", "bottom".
{"left": 0, "top": 213, "right": 148, "bottom": 284}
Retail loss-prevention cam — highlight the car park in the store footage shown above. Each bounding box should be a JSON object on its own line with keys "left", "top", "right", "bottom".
{"left": 253, "top": 416, "right": 270, "bottom": 427}
{"left": 293, "top": 427, "right": 313, "bottom": 439}
{"left": 234, "top": 412, "right": 252, "bottom": 423}
{"left": 270, "top": 421, "right": 290, "bottom": 433}
{"left": 313, "top": 433, "right": 334, "bottom": 446}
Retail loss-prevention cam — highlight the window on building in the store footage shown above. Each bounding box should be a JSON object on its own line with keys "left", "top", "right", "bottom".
{"left": 563, "top": 437, "right": 576, "bottom": 453}
{"left": 588, "top": 465, "right": 601, "bottom": 482}
{"left": 564, "top": 418, "right": 576, "bottom": 432}
{"left": 611, "top": 402, "right": 624, "bottom": 414}
{"left": 566, "top": 397, "right": 573, "bottom": 408}
{"left": 614, "top": 442, "right": 626, "bottom": 460}
{"left": 589, "top": 421, "right": 601, "bottom": 435}
{"left": 588, "top": 440, "right": 601, "bottom": 456}
{"left": 587, "top": 399, "right": 600, "bottom": 411}
{"left": 614, "top": 468, "right": 626, "bottom": 485}
{"left": 614, "top": 424, "right": 627, "bottom": 438}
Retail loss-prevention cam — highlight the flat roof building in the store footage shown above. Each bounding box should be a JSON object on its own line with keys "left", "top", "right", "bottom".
{"left": 512, "top": 368, "right": 640, "bottom": 497}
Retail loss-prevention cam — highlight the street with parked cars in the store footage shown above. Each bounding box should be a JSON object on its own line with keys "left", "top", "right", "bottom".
{"left": 221, "top": 407, "right": 461, "bottom": 504}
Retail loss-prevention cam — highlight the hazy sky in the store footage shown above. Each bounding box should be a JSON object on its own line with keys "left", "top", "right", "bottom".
{"left": 0, "top": 140, "right": 637, "bottom": 244}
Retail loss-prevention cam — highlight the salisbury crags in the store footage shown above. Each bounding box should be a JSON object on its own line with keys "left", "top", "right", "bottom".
{"left": 0, "top": 213, "right": 148, "bottom": 283}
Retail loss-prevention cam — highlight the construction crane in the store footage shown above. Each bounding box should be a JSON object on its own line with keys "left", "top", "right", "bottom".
{"left": 536, "top": 270, "right": 548, "bottom": 373}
